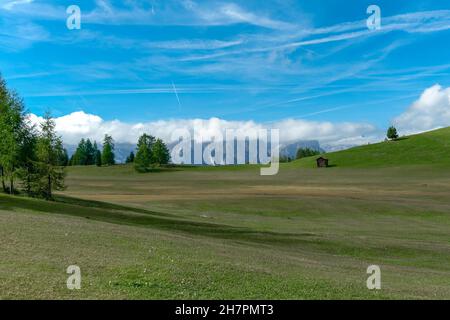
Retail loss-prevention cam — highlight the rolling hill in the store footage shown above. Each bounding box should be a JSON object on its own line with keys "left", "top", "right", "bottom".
{"left": 292, "top": 127, "right": 450, "bottom": 168}
{"left": 2, "top": 127, "right": 450, "bottom": 299}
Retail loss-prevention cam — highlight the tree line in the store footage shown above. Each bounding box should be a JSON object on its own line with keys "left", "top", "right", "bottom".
{"left": 69, "top": 134, "right": 115, "bottom": 166}
{"left": 69, "top": 134, "right": 170, "bottom": 172}
{"left": 0, "top": 75, "right": 66, "bottom": 200}
{"left": 280, "top": 147, "right": 322, "bottom": 163}
{"left": 0, "top": 73, "right": 171, "bottom": 201}
{"left": 132, "top": 134, "right": 170, "bottom": 172}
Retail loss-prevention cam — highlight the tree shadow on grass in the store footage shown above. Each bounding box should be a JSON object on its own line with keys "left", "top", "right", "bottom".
{"left": 53, "top": 195, "right": 175, "bottom": 218}
{"left": 0, "top": 194, "right": 317, "bottom": 246}
{"left": 3, "top": 194, "right": 420, "bottom": 261}
{"left": 149, "top": 167, "right": 186, "bottom": 173}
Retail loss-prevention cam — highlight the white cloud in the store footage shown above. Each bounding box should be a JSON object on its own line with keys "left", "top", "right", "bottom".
{"left": 80, "top": 0, "right": 294, "bottom": 30}
{"left": 394, "top": 84, "right": 450, "bottom": 134}
{"left": 0, "top": 0, "right": 62, "bottom": 19}
{"left": 273, "top": 119, "right": 377, "bottom": 146}
{"left": 1, "top": 0, "right": 33, "bottom": 11}
{"left": 0, "top": 20, "right": 50, "bottom": 50}
{"left": 27, "top": 111, "right": 377, "bottom": 147}
{"left": 144, "top": 39, "right": 243, "bottom": 50}
{"left": 27, "top": 84, "right": 450, "bottom": 148}
{"left": 182, "top": 1, "right": 295, "bottom": 30}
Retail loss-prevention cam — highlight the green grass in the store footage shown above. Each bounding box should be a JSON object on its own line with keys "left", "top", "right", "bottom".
{"left": 1, "top": 128, "right": 450, "bottom": 299}
{"left": 291, "top": 127, "right": 450, "bottom": 168}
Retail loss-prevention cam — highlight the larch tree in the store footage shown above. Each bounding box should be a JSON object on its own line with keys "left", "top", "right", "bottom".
{"left": 387, "top": 126, "right": 399, "bottom": 140}
{"left": 34, "top": 112, "right": 66, "bottom": 200}
{"left": 0, "top": 78, "right": 29, "bottom": 194}
{"left": 101, "top": 134, "right": 115, "bottom": 166}
{"left": 152, "top": 138, "right": 170, "bottom": 166}
{"left": 17, "top": 122, "right": 38, "bottom": 196}
{"left": 94, "top": 141, "right": 102, "bottom": 167}
{"left": 134, "top": 134, "right": 155, "bottom": 172}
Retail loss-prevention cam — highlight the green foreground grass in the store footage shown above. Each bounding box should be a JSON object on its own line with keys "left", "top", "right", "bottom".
{"left": 1, "top": 128, "right": 450, "bottom": 299}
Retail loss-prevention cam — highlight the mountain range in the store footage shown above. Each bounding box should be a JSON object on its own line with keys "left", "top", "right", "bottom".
{"left": 65, "top": 140, "right": 324, "bottom": 164}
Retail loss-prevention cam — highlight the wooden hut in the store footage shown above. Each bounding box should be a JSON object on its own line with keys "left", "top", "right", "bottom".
{"left": 316, "top": 157, "right": 329, "bottom": 168}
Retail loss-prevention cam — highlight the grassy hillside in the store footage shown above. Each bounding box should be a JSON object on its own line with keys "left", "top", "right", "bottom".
{"left": 2, "top": 159, "right": 450, "bottom": 299}
{"left": 292, "top": 127, "right": 450, "bottom": 168}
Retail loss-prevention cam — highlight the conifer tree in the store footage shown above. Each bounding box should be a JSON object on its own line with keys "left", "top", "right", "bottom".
{"left": 59, "top": 148, "right": 69, "bottom": 167}
{"left": 17, "top": 126, "right": 38, "bottom": 196}
{"left": 85, "top": 139, "right": 95, "bottom": 165}
{"left": 152, "top": 139, "right": 170, "bottom": 166}
{"left": 126, "top": 151, "right": 135, "bottom": 164}
{"left": 101, "top": 134, "right": 115, "bottom": 166}
{"left": 71, "top": 138, "right": 86, "bottom": 165}
{"left": 94, "top": 142, "right": 102, "bottom": 166}
{"left": 0, "top": 76, "right": 29, "bottom": 194}
{"left": 134, "top": 134, "right": 155, "bottom": 172}
{"left": 387, "top": 126, "right": 399, "bottom": 140}
{"left": 33, "top": 112, "right": 66, "bottom": 200}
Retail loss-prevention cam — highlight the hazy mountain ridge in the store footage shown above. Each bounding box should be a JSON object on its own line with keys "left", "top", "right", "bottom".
{"left": 65, "top": 140, "right": 324, "bottom": 164}
{"left": 280, "top": 140, "right": 324, "bottom": 159}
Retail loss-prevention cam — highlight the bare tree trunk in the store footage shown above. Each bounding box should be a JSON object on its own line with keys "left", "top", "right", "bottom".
{"left": 26, "top": 171, "right": 31, "bottom": 195}
{"left": 0, "top": 166, "right": 6, "bottom": 193}
{"left": 9, "top": 176, "right": 13, "bottom": 195}
{"left": 47, "top": 174, "right": 52, "bottom": 200}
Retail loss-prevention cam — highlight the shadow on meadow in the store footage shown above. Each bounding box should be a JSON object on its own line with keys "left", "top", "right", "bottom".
{"left": 0, "top": 194, "right": 314, "bottom": 246}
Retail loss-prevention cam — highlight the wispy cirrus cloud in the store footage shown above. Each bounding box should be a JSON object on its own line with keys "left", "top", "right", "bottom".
{"left": 0, "top": 19, "right": 50, "bottom": 50}
{"left": 3, "top": 0, "right": 450, "bottom": 65}
{"left": 144, "top": 39, "right": 244, "bottom": 50}
{"left": 180, "top": 0, "right": 296, "bottom": 30}
{"left": 0, "top": 0, "right": 63, "bottom": 20}
{"left": 3, "top": 0, "right": 450, "bottom": 136}
{"left": 175, "top": 9, "right": 450, "bottom": 63}
{"left": 1, "top": 0, "right": 34, "bottom": 10}
{"left": 79, "top": 0, "right": 298, "bottom": 29}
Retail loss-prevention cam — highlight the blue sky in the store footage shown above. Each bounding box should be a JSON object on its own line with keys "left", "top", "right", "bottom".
{"left": 1, "top": 0, "right": 450, "bottom": 146}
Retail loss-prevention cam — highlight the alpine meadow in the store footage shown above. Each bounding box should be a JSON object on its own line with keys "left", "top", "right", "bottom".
{"left": 1, "top": 0, "right": 450, "bottom": 305}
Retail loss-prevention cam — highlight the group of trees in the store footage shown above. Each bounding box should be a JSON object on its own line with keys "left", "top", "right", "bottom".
{"left": 296, "top": 147, "right": 321, "bottom": 159}
{"left": 70, "top": 139, "right": 101, "bottom": 166}
{"left": 0, "top": 75, "right": 66, "bottom": 200}
{"left": 280, "top": 147, "right": 322, "bottom": 163}
{"left": 69, "top": 134, "right": 115, "bottom": 167}
{"left": 132, "top": 134, "right": 170, "bottom": 172}
{"left": 69, "top": 132, "right": 170, "bottom": 172}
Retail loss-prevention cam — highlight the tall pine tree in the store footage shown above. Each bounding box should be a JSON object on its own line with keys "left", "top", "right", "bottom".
{"left": 152, "top": 139, "right": 170, "bottom": 166}
{"left": 71, "top": 138, "right": 87, "bottom": 165}
{"left": 101, "top": 134, "right": 115, "bottom": 166}
{"left": 94, "top": 141, "right": 102, "bottom": 167}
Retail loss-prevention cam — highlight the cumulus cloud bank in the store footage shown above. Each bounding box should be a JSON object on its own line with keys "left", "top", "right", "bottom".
{"left": 394, "top": 84, "right": 450, "bottom": 134}
{"left": 27, "top": 111, "right": 377, "bottom": 147}
{"left": 27, "top": 84, "right": 450, "bottom": 149}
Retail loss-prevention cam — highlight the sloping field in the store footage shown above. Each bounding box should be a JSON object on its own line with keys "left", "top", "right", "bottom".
{"left": 1, "top": 128, "right": 450, "bottom": 299}
{"left": 292, "top": 127, "right": 450, "bottom": 168}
